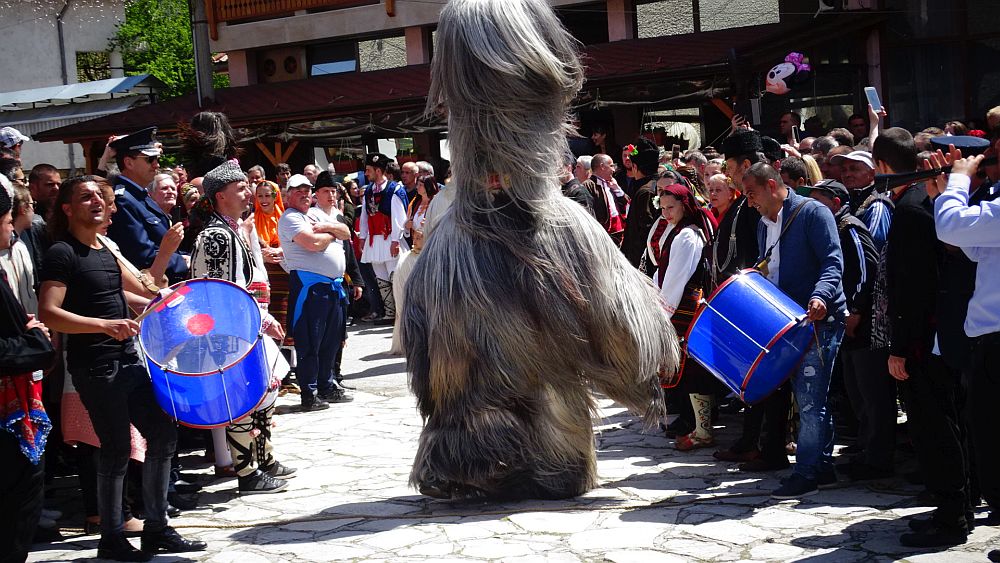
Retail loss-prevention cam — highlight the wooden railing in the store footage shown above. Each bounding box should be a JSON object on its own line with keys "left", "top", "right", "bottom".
{"left": 207, "top": 0, "right": 392, "bottom": 40}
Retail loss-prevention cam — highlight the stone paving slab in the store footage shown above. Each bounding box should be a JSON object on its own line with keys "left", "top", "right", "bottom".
{"left": 28, "top": 324, "right": 997, "bottom": 562}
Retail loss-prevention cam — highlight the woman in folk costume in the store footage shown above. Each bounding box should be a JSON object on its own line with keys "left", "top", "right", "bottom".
{"left": 402, "top": 0, "right": 678, "bottom": 500}
{"left": 389, "top": 176, "right": 438, "bottom": 355}
{"left": 190, "top": 162, "right": 296, "bottom": 494}
{"left": 252, "top": 181, "right": 296, "bottom": 353}
{"left": 646, "top": 175, "right": 719, "bottom": 451}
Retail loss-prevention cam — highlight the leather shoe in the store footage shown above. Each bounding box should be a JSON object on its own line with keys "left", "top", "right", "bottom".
{"left": 300, "top": 398, "right": 331, "bottom": 412}
{"left": 988, "top": 549, "right": 999, "bottom": 562}
{"left": 166, "top": 504, "right": 181, "bottom": 518}
{"left": 97, "top": 534, "right": 152, "bottom": 562}
{"left": 738, "top": 457, "right": 790, "bottom": 472}
{"left": 168, "top": 492, "right": 199, "bottom": 510}
{"left": 713, "top": 448, "right": 760, "bottom": 463}
{"left": 899, "top": 523, "right": 968, "bottom": 548}
{"left": 140, "top": 525, "right": 207, "bottom": 554}
{"left": 173, "top": 479, "right": 202, "bottom": 494}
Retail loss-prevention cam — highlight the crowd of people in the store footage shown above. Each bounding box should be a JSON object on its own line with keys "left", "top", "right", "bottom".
{"left": 0, "top": 93, "right": 998, "bottom": 561}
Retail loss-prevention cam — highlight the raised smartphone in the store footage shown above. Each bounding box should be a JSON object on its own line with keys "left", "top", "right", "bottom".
{"left": 864, "top": 86, "right": 882, "bottom": 112}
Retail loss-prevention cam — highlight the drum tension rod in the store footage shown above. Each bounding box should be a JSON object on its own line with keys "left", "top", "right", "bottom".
{"left": 698, "top": 298, "right": 771, "bottom": 353}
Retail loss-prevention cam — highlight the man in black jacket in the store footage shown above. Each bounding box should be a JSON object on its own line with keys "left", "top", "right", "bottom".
{"left": 0, "top": 186, "right": 55, "bottom": 563}
{"left": 875, "top": 128, "right": 970, "bottom": 548}
{"left": 809, "top": 180, "right": 890, "bottom": 481}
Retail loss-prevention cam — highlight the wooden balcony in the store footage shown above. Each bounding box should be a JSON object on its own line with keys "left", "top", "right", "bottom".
{"left": 206, "top": 0, "right": 393, "bottom": 40}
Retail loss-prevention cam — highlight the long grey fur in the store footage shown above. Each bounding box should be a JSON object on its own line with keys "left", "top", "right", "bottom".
{"left": 402, "top": 0, "right": 680, "bottom": 501}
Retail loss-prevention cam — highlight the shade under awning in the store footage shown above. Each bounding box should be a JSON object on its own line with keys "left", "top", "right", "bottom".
{"left": 1, "top": 97, "right": 148, "bottom": 137}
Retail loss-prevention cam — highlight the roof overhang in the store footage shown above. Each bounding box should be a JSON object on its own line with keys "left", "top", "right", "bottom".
{"left": 34, "top": 12, "right": 885, "bottom": 144}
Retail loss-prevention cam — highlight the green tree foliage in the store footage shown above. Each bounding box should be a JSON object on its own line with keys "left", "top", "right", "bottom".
{"left": 110, "top": 0, "right": 228, "bottom": 98}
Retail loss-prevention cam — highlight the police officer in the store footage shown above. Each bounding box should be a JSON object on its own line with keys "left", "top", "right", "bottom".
{"left": 105, "top": 127, "right": 189, "bottom": 283}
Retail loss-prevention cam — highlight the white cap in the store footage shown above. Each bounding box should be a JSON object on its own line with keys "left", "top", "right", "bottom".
{"left": 286, "top": 174, "right": 312, "bottom": 189}
{"left": 830, "top": 150, "right": 874, "bottom": 169}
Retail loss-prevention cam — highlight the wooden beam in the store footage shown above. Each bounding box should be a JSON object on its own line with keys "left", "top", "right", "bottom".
{"left": 256, "top": 141, "right": 278, "bottom": 166}
{"left": 710, "top": 98, "right": 734, "bottom": 120}
{"left": 278, "top": 141, "right": 299, "bottom": 162}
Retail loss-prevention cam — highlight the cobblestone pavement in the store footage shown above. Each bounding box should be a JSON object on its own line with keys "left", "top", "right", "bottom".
{"left": 29, "top": 324, "right": 998, "bottom": 562}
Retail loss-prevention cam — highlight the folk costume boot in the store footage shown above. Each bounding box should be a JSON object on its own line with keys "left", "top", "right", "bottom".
{"left": 376, "top": 277, "right": 396, "bottom": 325}
{"left": 676, "top": 394, "right": 715, "bottom": 451}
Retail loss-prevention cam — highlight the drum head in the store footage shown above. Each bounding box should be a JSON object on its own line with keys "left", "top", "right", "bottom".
{"left": 139, "top": 279, "right": 262, "bottom": 375}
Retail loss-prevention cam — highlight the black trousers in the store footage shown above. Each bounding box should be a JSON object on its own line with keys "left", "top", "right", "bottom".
{"left": 0, "top": 432, "right": 44, "bottom": 563}
{"left": 736, "top": 383, "right": 792, "bottom": 463}
{"left": 968, "top": 332, "right": 1000, "bottom": 512}
{"left": 72, "top": 360, "right": 177, "bottom": 537}
{"left": 842, "top": 347, "right": 897, "bottom": 470}
{"left": 903, "top": 353, "right": 969, "bottom": 521}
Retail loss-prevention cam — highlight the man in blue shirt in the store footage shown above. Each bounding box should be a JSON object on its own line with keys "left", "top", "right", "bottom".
{"left": 742, "top": 162, "right": 846, "bottom": 500}
{"left": 105, "top": 127, "right": 189, "bottom": 283}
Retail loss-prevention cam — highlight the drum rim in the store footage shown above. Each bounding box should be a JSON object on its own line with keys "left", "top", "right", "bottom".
{"left": 740, "top": 318, "right": 815, "bottom": 402}
{"left": 150, "top": 344, "right": 270, "bottom": 429}
{"left": 139, "top": 277, "right": 263, "bottom": 374}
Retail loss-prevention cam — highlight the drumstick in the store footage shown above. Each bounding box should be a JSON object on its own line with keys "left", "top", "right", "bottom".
{"left": 135, "top": 281, "right": 189, "bottom": 324}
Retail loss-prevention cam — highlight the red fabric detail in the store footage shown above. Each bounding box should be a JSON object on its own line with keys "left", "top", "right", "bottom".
{"left": 367, "top": 212, "right": 392, "bottom": 247}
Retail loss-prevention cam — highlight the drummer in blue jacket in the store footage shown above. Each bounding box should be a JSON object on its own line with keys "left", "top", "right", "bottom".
{"left": 741, "top": 161, "right": 846, "bottom": 499}
{"left": 105, "top": 127, "right": 189, "bottom": 284}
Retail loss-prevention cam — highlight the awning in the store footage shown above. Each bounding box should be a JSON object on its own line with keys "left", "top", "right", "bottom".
{"left": 0, "top": 75, "right": 164, "bottom": 110}
{"left": 34, "top": 12, "right": 884, "bottom": 144}
{"left": 1, "top": 97, "right": 148, "bottom": 138}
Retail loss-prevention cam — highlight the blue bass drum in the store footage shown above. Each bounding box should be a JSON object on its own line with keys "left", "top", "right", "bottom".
{"left": 685, "top": 269, "right": 816, "bottom": 404}
{"left": 139, "top": 278, "right": 268, "bottom": 428}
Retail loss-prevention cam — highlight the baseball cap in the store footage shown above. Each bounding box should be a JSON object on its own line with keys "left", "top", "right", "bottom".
{"left": 286, "top": 174, "right": 312, "bottom": 190}
{"left": 830, "top": 150, "right": 874, "bottom": 169}
{"left": 0, "top": 126, "right": 29, "bottom": 149}
{"left": 810, "top": 179, "right": 849, "bottom": 202}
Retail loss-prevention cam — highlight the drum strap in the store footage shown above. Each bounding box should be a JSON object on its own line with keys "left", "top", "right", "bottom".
{"left": 755, "top": 200, "right": 808, "bottom": 276}
{"left": 97, "top": 234, "right": 163, "bottom": 295}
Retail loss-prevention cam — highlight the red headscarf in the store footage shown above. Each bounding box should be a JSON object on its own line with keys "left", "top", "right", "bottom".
{"left": 657, "top": 182, "right": 718, "bottom": 240}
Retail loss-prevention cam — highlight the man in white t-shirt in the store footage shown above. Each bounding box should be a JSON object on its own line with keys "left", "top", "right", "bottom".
{"left": 277, "top": 174, "right": 352, "bottom": 411}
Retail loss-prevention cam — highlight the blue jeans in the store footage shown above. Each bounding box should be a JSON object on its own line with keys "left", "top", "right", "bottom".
{"left": 72, "top": 359, "right": 177, "bottom": 537}
{"left": 791, "top": 318, "right": 845, "bottom": 481}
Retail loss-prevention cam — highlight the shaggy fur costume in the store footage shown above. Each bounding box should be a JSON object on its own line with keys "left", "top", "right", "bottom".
{"left": 402, "top": 0, "right": 680, "bottom": 501}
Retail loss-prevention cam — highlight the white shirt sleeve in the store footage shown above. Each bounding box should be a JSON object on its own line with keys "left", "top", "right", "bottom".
{"left": 659, "top": 227, "right": 705, "bottom": 318}
{"left": 358, "top": 197, "right": 369, "bottom": 240}
{"left": 935, "top": 174, "right": 1000, "bottom": 248}
{"left": 391, "top": 193, "right": 407, "bottom": 243}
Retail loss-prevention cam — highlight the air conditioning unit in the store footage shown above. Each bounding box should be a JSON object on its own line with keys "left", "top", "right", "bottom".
{"left": 256, "top": 47, "right": 306, "bottom": 83}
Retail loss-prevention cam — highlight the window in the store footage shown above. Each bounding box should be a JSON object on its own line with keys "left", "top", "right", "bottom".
{"left": 358, "top": 36, "right": 406, "bottom": 72}
{"left": 637, "top": 0, "right": 694, "bottom": 39}
{"left": 308, "top": 41, "right": 356, "bottom": 76}
{"left": 77, "top": 51, "right": 111, "bottom": 82}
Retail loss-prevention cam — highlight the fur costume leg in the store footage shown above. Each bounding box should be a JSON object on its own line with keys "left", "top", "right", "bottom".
{"left": 403, "top": 0, "right": 679, "bottom": 501}
{"left": 390, "top": 250, "right": 416, "bottom": 355}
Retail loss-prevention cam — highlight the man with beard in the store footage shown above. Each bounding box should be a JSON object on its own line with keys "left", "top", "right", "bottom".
{"left": 39, "top": 176, "right": 205, "bottom": 561}
{"left": 190, "top": 162, "right": 295, "bottom": 494}
{"left": 358, "top": 154, "right": 408, "bottom": 325}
